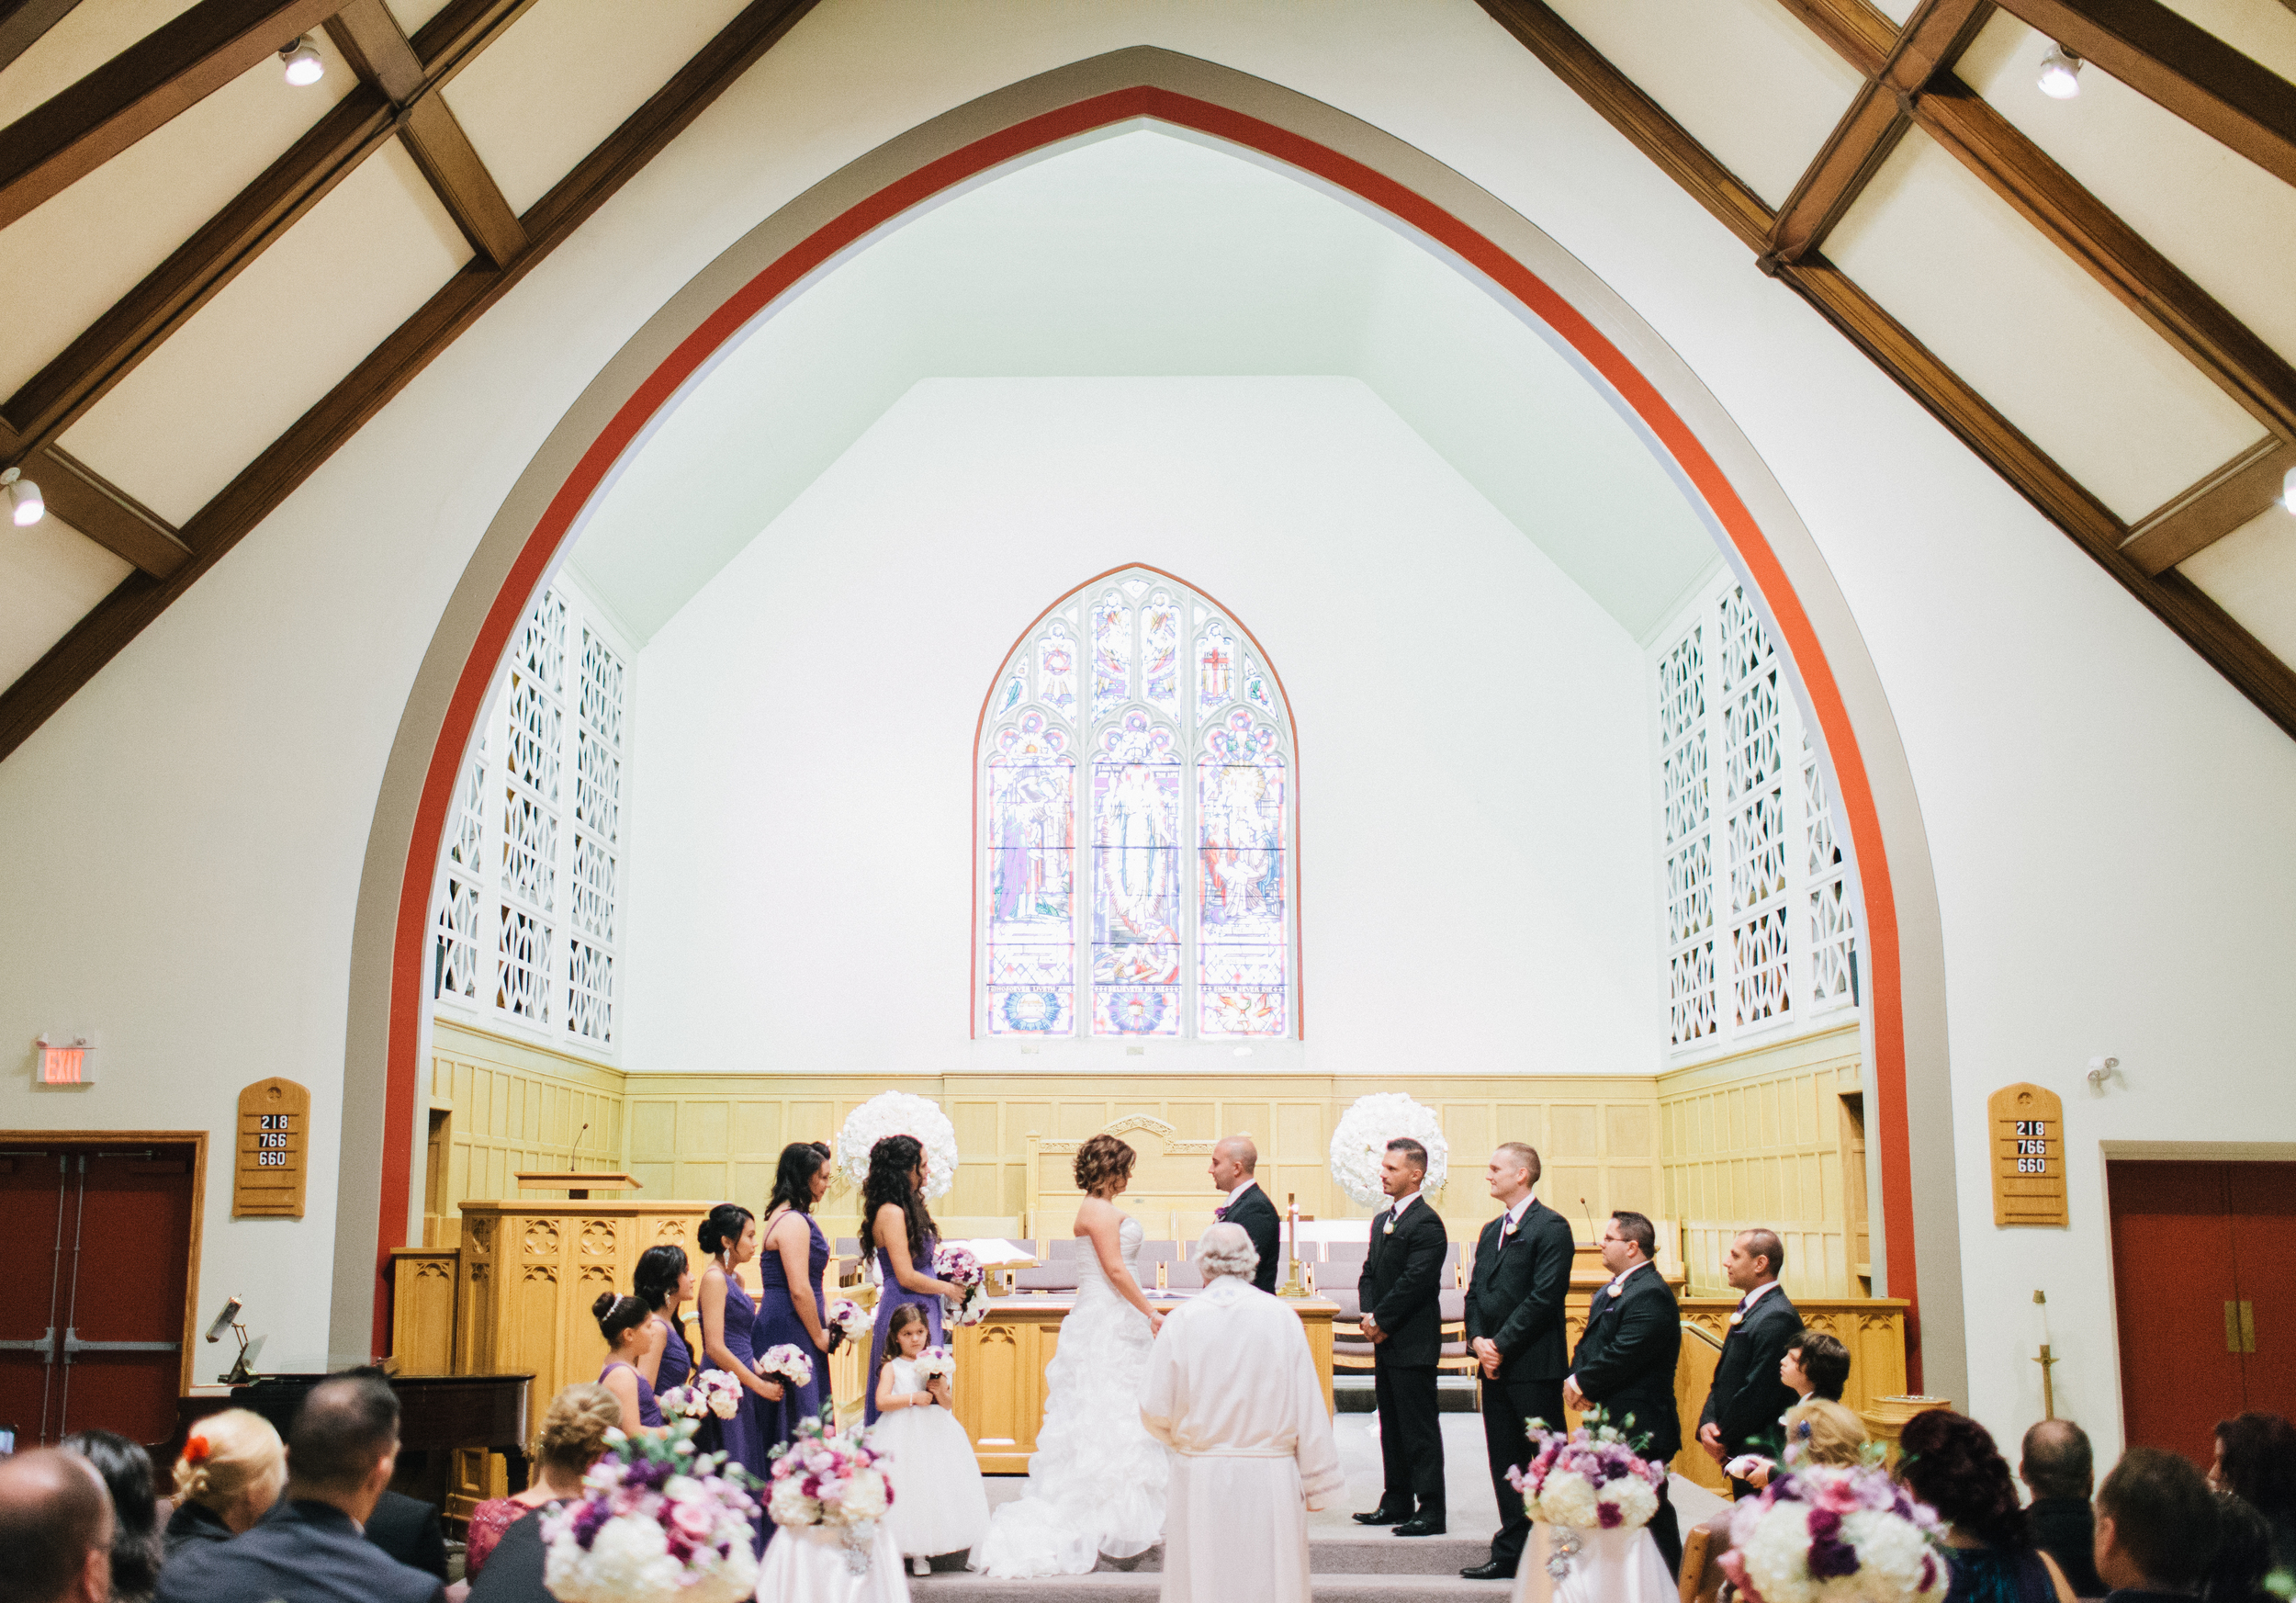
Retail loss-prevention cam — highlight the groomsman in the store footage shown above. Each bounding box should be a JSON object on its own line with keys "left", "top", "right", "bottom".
{"left": 1696, "top": 1228, "right": 1803, "bottom": 1497}
{"left": 1353, "top": 1137, "right": 1449, "bottom": 1536}
{"left": 1566, "top": 1211, "right": 1683, "bottom": 1575}
{"left": 1208, "top": 1135, "right": 1282, "bottom": 1295}
{"left": 1458, "top": 1143, "right": 1576, "bottom": 1582}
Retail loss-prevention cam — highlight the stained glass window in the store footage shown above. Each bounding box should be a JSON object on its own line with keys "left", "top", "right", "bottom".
{"left": 1656, "top": 579, "right": 1859, "bottom": 1055}
{"left": 432, "top": 580, "right": 631, "bottom": 1055}
{"left": 982, "top": 571, "right": 1294, "bottom": 1039}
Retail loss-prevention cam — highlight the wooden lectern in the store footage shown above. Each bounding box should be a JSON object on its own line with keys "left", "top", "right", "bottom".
{"left": 512, "top": 1171, "right": 642, "bottom": 1200}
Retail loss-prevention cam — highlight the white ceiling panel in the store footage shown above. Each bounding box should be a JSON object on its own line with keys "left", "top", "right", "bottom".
{"left": 440, "top": 0, "right": 752, "bottom": 215}
{"left": 0, "top": 0, "right": 202, "bottom": 122}
{"left": 2157, "top": 0, "right": 2296, "bottom": 82}
{"left": 1545, "top": 0, "right": 1866, "bottom": 207}
{"left": 1955, "top": 14, "right": 2296, "bottom": 374}
{"left": 2180, "top": 500, "right": 2296, "bottom": 663}
{"left": 0, "top": 43, "right": 353, "bottom": 398}
{"left": 58, "top": 141, "right": 471, "bottom": 522}
{"left": 1826, "top": 128, "right": 2263, "bottom": 520}
{"left": 384, "top": 0, "right": 458, "bottom": 37}
{"left": 0, "top": 514, "right": 132, "bottom": 688}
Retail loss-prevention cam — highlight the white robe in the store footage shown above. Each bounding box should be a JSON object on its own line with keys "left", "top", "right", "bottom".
{"left": 1139, "top": 1275, "right": 1345, "bottom": 1603}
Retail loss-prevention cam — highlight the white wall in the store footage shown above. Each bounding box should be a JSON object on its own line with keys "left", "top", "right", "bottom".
{"left": 614, "top": 377, "right": 1659, "bottom": 1080}
{"left": 0, "top": 0, "right": 2287, "bottom": 1442}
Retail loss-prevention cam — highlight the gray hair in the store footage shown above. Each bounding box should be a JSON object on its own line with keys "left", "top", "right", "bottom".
{"left": 1194, "top": 1222, "right": 1261, "bottom": 1283}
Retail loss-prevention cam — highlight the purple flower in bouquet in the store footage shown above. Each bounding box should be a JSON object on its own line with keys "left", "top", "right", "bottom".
{"left": 1720, "top": 1463, "right": 1947, "bottom": 1603}
{"left": 754, "top": 1343, "right": 815, "bottom": 1390}
{"left": 542, "top": 1421, "right": 758, "bottom": 1603}
{"left": 1507, "top": 1413, "right": 1665, "bottom": 1531}
{"left": 932, "top": 1242, "right": 991, "bottom": 1326}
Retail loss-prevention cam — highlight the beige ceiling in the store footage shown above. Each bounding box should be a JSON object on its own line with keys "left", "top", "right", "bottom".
{"left": 1, "top": 0, "right": 2293, "bottom": 750}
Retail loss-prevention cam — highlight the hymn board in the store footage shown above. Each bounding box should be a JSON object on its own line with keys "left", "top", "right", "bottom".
{"left": 233, "top": 1077, "right": 310, "bottom": 1218}
{"left": 1987, "top": 1081, "right": 2067, "bottom": 1227}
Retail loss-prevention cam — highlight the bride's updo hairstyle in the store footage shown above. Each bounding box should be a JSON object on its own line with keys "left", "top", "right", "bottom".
{"left": 862, "top": 1134, "right": 940, "bottom": 1259}
{"left": 697, "top": 1202, "right": 753, "bottom": 1259}
{"left": 1074, "top": 1134, "right": 1136, "bottom": 1196}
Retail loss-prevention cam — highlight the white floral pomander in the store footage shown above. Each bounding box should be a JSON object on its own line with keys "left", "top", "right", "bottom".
{"left": 836, "top": 1091, "right": 960, "bottom": 1202}
{"left": 1328, "top": 1092, "right": 1448, "bottom": 1206}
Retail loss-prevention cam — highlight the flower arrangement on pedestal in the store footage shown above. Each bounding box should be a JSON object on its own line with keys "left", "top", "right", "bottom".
{"left": 835, "top": 1092, "right": 960, "bottom": 1202}
{"left": 933, "top": 1242, "right": 988, "bottom": 1325}
{"left": 658, "top": 1369, "right": 740, "bottom": 1422}
{"left": 540, "top": 1421, "right": 758, "bottom": 1603}
{"left": 1507, "top": 1415, "right": 1667, "bottom": 1534}
{"left": 1718, "top": 1462, "right": 1950, "bottom": 1603}
{"left": 764, "top": 1412, "right": 896, "bottom": 1575}
{"left": 1327, "top": 1092, "right": 1449, "bottom": 1205}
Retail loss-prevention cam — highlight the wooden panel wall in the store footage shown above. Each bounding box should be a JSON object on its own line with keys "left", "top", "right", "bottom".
{"left": 429, "top": 1021, "right": 627, "bottom": 1245}
{"left": 1658, "top": 1022, "right": 1866, "bottom": 1296}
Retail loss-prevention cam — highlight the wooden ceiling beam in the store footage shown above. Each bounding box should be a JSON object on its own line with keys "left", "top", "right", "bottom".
{"left": 1987, "top": 0, "right": 2296, "bottom": 190}
{"left": 1475, "top": 0, "right": 2296, "bottom": 739}
{"left": 0, "top": 0, "right": 341, "bottom": 230}
{"left": 326, "top": 0, "right": 523, "bottom": 266}
{"left": 1773, "top": 0, "right": 1898, "bottom": 73}
{"left": 0, "top": 0, "right": 84, "bottom": 74}
{"left": 2121, "top": 438, "right": 2296, "bottom": 575}
{"left": 0, "top": 418, "right": 190, "bottom": 577}
{"left": 0, "top": 0, "right": 821, "bottom": 762}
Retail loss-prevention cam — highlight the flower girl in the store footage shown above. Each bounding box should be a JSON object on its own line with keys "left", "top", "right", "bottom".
{"left": 873, "top": 1302, "right": 990, "bottom": 1575}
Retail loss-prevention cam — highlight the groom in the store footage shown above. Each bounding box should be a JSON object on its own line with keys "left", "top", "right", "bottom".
{"left": 1209, "top": 1135, "right": 1282, "bottom": 1294}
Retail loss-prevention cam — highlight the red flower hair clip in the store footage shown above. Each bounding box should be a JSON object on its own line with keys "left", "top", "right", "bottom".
{"left": 183, "top": 1433, "right": 211, "bottom": 1463}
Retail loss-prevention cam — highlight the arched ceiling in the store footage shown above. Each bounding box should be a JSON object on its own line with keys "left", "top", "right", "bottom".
{"left": 2, "top": 0, "right": 2295, "bottom": 757}
{"left": 565, "top": 127, "right": 1717, "bottom": 646}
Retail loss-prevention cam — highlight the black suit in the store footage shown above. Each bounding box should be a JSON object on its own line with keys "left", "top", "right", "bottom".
{"left": 1462, "top": 1198, "right": 1575, "bottom": 1572}
{"left": 1697, "top": 1284, "right": 1803, "bottom": 1496}
{"left": 153, "top": 1497, "right": 447, "bottom": 1603}
{"left": 1360, "top": 1194, "right": 1448, "bottom": 1522}
{"left": 1221, "top": 1181, "right": 1283, "bottom": 1296}
{"left": 2029, "top": 1496, "right": 2105, "bottom": 1598}
{"left": 364, "top": 1490, "right": 449, "bottom": 1581}
{"left": 1570, "top": 1261, "right": 1683, "bottom": 1572}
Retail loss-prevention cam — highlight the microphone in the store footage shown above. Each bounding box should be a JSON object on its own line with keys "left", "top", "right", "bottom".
{"left": 576, "top": 1121, "right": 590, "bottom": 1154}
{"left": 1580, "top": 1196, "right": 1596, "bottom": 1245}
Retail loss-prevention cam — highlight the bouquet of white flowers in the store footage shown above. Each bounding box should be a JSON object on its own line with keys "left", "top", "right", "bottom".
{"left": 1719, "top": 1462, "right": 1950, "bottom": 1603}
{"left": 913, "top": 1345, "right": 956, "bottom": 1385}
{"left": 1327, "top": 1092, "right": 1449, "bottom": 1205}
{"left": 765, "top": 1413, "right": 895, "bottom": 1575}
{"left": 827, "top": 1297, "right": 872, "bottom": 1351}
{"left": 658, "top": 1368, "right": 741, "bottom": 1422}
{"left": 754, "top": 1343, "right": 815, "bottom": 1391}
{"left": 1506, "top": 1414, "right": 1666, "bottom": 1534}
{"left": 933, "top": 1243, "right": 989, "bottom": 1326}
{"left": 541, "top": 1422, "right": 759, "bottom": 1603}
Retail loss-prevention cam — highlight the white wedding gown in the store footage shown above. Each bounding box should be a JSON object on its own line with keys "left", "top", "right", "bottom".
{"left": 968, "top": 1214, "right": 1169, "bottom": 1576}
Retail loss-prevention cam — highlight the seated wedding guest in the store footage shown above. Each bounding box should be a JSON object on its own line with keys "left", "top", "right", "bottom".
{"left": 462, "top": 1384, "right": 620, "bottom": 1584}
{"left": 2022, "top": 1420, "right": 2107, "bottom": 1599}
{"left": 1897, "top": 1410, "right": 2077, "bottom": 1603}
{"left": 1784, "top": 1329, "right": 1851, "bottom": 1403}
{"left": 61, "top": 1431, "right": 163, "bottom": 1603}
{"left": 2094, "top": 1447, "right": 2221, "bottom": 1601}
{"left": 2211, "top": 1414, "right": 2296, "bottom": 1575}
{"left": 0, "top": 1448, "right": 114, "bottom": 1603}
{"left": 164, "top": 1410, "right": 285, "bottom": 1555}
{"left": 2203, "top": 1493, "right": 2283, "bottom": 1602}
{"left": 875, "top": 1302, "right": 990, "bottom": 1575}
{"left": 153, "top": 1372, "right": 445, "bottom": 1603}
{"left": 332, "top": 1373, "right": 447, "bottom": 1586}
{"left": 1142, "top": 1223, "right": 1344, "bottom": 1603}
{"left": 593, "top": 1293, "right": 669, "bottom": 1437}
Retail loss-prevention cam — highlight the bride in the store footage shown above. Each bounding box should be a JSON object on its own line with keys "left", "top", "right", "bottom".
{"left": 970, "top": 1132, "right": 1170, "bottom": 1576}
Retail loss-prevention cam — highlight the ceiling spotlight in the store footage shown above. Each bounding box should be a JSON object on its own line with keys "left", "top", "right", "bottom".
{"left": 2038, "top": 42, "right": 2083, "bottom": 98}
{"left": 1, "top": 467, "right": 43, "bottom": 528}
{"left": 279, "top": 36, "right": 324, "bottom": 86}
{"left": 2283, "top": 465, "right": 2296, "bottom": 511}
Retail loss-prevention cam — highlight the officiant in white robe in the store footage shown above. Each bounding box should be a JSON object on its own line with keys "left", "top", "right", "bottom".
{"left": 1139, "top": 1223, "right": 1344, "bottom": 1603}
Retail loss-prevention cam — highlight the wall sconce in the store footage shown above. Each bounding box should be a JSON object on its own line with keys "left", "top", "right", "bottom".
{"left": 34, "top": 1034, "right": 95, "bottom": 1086}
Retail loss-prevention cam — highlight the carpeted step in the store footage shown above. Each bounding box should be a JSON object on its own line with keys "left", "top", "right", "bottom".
{"left": 1303, "top": 1526, "right": 1496, "bottom": 1575}
{"left": 912, "top": 1574, "right": 1511, "bottom": 1602}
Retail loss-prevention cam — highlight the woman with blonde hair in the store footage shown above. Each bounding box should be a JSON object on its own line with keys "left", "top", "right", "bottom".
{"left": 163, "top": 1409, "right": 284, "bottom": 1555}
{"left": 461, "top": 1383, "right": 621, "bottom": 1582}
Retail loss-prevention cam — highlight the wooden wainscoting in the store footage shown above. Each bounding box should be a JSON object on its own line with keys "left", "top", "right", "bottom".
{"left": 427, "top": 1021, "right": 628, "bottom": 1247}
{"left": 1661, "top": 1295, "right": 1910, "bottom": 1490}
{"left": 1659, "top": 1022, "right": 1869, "bottom": 1297}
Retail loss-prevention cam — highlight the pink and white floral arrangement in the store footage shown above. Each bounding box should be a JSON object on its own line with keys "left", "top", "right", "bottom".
{"left": 1718, "top": 1462, "right": 1949, "bottom": 1603}
{"left": 1506, "top": 1415, "right": 1666, "bottom": 1532}
{"left": 753, "top": 1343, "right": 816, "bottom": 1391}
{"left": 913, "top": 1345, "right": 956, "bottom": 1385}
{"left": 658, "top": 1368, "right": 741, "bottom": 1422}
{"left": 764, "top": 1412, "right": 896, "bottom": 1574}
{"left": 933, "top": 1243, "right": 989, "bottom": 1325}
{"left": 827, "top": 1297, "right": 873, "bottom": 1349}
{"left": 541, "top": 1422, "right": 759, "bottom": 1603}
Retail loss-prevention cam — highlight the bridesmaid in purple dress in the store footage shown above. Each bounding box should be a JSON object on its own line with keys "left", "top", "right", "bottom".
{"left": 755, "top": 1142, "right": 835, "bottom": 1455}
{"left": 592, "top": 1293, "right": 667, "bottom": 1432}
{"left": 633, "top": 1243, "right": 694, "bottom": 1396}
{"left": 694, "top": 1203, "right": 782, "bottom": 1508}
{"left": 862, "top": 1135, "right": 962, "bottom": 1426}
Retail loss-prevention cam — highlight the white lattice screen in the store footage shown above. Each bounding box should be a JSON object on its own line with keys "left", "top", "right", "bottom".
{"left": 1655, "top": 576, "right": 1859, "bottom": 1056}
{"left": 432, "top": 579, "right": 631, "bottom": 1055}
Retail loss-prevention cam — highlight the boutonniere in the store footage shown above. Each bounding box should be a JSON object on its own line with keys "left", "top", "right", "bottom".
{"left": 1728, "top": 1309, "right": 1745, "bottom": 1326}
{"left": 1501, "top": 1217, "right": 1519, "bottom": 1236}
{"left": 1606, "top": 1281, "right": 1624, "bottom": 1298}
{"left": 1382, "top": 1216, "right": 1396, "bottom": 1235}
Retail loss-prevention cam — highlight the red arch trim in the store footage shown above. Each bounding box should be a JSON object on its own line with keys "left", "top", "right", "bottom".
{"left": 381, "top": 85, "right": 1920, "bottom": 1378}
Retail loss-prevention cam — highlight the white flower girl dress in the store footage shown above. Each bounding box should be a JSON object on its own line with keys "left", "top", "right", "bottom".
{"left": 875, "top": 1356, "right": 990, "bottom": 1561}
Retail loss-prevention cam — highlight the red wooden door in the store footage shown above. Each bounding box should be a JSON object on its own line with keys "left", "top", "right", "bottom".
{"left": 0, "top": 1144, "right": 196, "bottom": 1446}
{"left": 2110, "top": 1160, "right": 2296, "bottom": 1468}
